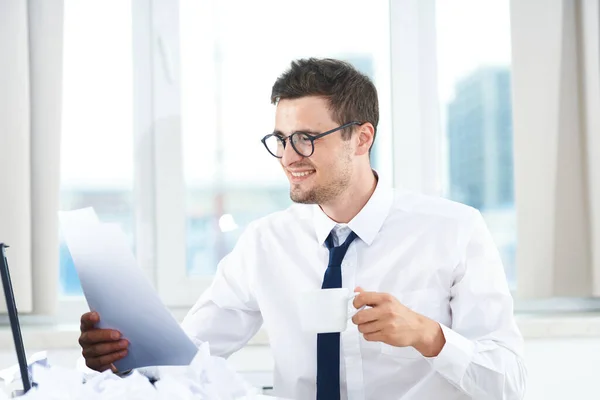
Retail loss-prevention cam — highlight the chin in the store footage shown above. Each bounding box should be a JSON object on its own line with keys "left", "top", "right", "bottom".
{"left": 290, "top": 192, "right": 307, "bottom": 204}
{"left": 290, "top": 189, "right": 316, "bottom": 204}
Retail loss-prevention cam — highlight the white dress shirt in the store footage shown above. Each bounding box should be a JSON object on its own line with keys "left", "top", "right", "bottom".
{"left": 181, "top": 180, "right": 527, "bottom": 400}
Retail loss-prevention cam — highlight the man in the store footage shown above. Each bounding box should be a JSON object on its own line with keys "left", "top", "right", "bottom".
{"left": 79, "top": 58, "right": 526, "bottom": 399}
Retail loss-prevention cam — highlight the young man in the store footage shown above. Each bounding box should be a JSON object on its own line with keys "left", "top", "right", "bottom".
{"left": 79, "top": 58, "right": 526, "bottom": 399}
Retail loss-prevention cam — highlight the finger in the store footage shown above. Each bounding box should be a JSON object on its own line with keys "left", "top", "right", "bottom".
{"left": 356, "top": 320, "right": 387, "bottom": 335}
{"left": 80, "top": 312, "right": 99, "bottom": 332}
{"left": 96, "top": 363, "right": 119, "bottom": 374}
{"left": 85, "top": 350, "right": 128, "bottom": 372}
{"left": 79, "top": 329, "right": 122, "bottom": 347}
{"left": 353, "top": 291, "right": 393, "bottom": 309}
{"left": 96, "top": 364, "right": 114, "bottom": 372}
{"left": 352, "top": 307, "right": 383, "bottom": 325}
{"left": 354, "top": 286, "right": 365, "bottom": 293}
{"left": 363, "top": 331, "right": 385, "bottom": 342}
{"left": 82, "top": 339, "right": 129, "bottom": 359}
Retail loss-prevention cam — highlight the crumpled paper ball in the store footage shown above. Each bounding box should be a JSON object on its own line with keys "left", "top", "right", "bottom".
{"left": 1, "top": 343, "right": 266, "bottom": 399}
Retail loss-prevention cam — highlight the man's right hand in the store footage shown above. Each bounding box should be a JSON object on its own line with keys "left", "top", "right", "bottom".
{"left": 79, "top": 311, "right": 129, "bottom": 372}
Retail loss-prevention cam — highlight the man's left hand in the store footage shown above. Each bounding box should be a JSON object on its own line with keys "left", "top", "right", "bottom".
{"left": 351, "top": 287, "right": 446, "bottom": 357}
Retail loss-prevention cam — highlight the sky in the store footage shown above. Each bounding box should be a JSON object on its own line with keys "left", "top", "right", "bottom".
{"left": 436, "top": 0, "right": 512, "bottom": 103}
{"left": 60, "top": 0, "right": 511, "bottom": 188}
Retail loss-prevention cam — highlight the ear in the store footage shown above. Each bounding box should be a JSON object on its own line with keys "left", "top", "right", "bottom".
{"left": 355, "top": 123, "right": 375, "bottom": 156}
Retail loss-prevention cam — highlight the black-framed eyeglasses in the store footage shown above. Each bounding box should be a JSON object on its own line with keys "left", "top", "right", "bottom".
{"left": 261, "top": 121, "right": 362, "bottom": 158}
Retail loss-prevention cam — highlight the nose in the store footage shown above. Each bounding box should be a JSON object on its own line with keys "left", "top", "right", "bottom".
{"left": 280, "top": 139, "right": 304, "bottom": 167}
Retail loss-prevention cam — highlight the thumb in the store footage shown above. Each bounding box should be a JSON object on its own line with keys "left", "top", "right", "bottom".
{"left": 353, "top": 287, "right": 365, "bottom": 309}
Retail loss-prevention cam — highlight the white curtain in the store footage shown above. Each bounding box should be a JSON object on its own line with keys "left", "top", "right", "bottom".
{"left": 511, "top": 0, "right": 600, "bottom": 298}
{"left": 0, "top": 0, "right": 63, "bottom": 313}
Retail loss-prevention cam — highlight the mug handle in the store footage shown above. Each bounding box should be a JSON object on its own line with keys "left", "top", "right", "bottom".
{"left": 347, "top": 292, "right": 366, "bottom": 319}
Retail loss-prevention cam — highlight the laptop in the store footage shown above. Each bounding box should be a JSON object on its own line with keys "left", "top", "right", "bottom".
{"left": 0, "top": 243, "right": 32, "bottom": 393}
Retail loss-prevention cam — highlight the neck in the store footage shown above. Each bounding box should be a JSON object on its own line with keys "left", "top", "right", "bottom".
{"left": 320, "top": 168, "right": 377, "bottom": 223}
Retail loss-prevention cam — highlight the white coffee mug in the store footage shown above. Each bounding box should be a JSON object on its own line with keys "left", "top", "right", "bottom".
{"left": 297, "top": 288, "right": 364, "bottom": 333}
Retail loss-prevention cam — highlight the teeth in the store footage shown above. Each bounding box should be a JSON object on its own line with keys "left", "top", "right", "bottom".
{"left": 291, "top": 171, "right": 315, "bottom": 177}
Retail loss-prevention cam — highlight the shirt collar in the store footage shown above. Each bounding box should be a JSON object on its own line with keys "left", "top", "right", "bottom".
{"left": 313, "top": 171, "right": 394, "bottom": 246}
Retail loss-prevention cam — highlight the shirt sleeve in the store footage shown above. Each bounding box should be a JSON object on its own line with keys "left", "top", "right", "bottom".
{"left": 180, "top": 221, "right": 263, "bottom": 359}
{"left": 427, "top": 209, "right": 527, "bottom": 399}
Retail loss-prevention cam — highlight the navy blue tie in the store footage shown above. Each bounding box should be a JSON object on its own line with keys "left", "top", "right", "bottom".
{"left": 316, "top": 230, "right": 358, "bottom": 400}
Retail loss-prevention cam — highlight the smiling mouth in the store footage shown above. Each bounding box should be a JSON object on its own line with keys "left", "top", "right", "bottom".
{"left": 290, "top": 170, "right": 315, "bottom": 178}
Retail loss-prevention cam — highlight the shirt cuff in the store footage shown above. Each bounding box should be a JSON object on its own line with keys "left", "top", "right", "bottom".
{"left": 426, "top": 323, "right": 475, "bottom": 385}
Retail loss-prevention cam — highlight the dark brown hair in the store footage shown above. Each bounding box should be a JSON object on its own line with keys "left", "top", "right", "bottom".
{"left": 271, "top": 58, "right": 379, "bottom": 144}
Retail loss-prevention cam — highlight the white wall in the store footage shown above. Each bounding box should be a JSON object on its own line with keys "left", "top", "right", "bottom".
{"left": 0, "top": 338, "right": 598, "bottom": 399}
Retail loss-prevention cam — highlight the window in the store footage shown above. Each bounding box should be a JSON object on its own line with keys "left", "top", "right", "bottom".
{"left": 54, "top": 0, "right": 525, "bottom": 306}
{"left": 59, "top": 0, "right": 135, "bottom": 296}
{"left": 435, "top": 0, "right": 516, "bottom": 289}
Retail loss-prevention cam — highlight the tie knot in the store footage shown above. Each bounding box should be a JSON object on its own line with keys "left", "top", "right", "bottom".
{"left": 325, "top": 229, "right": 357, "bottom": 251}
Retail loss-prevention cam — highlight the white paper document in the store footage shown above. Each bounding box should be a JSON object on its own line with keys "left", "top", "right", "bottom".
{"left": 59, "top": 208, "right": 198, "bottom": 371}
